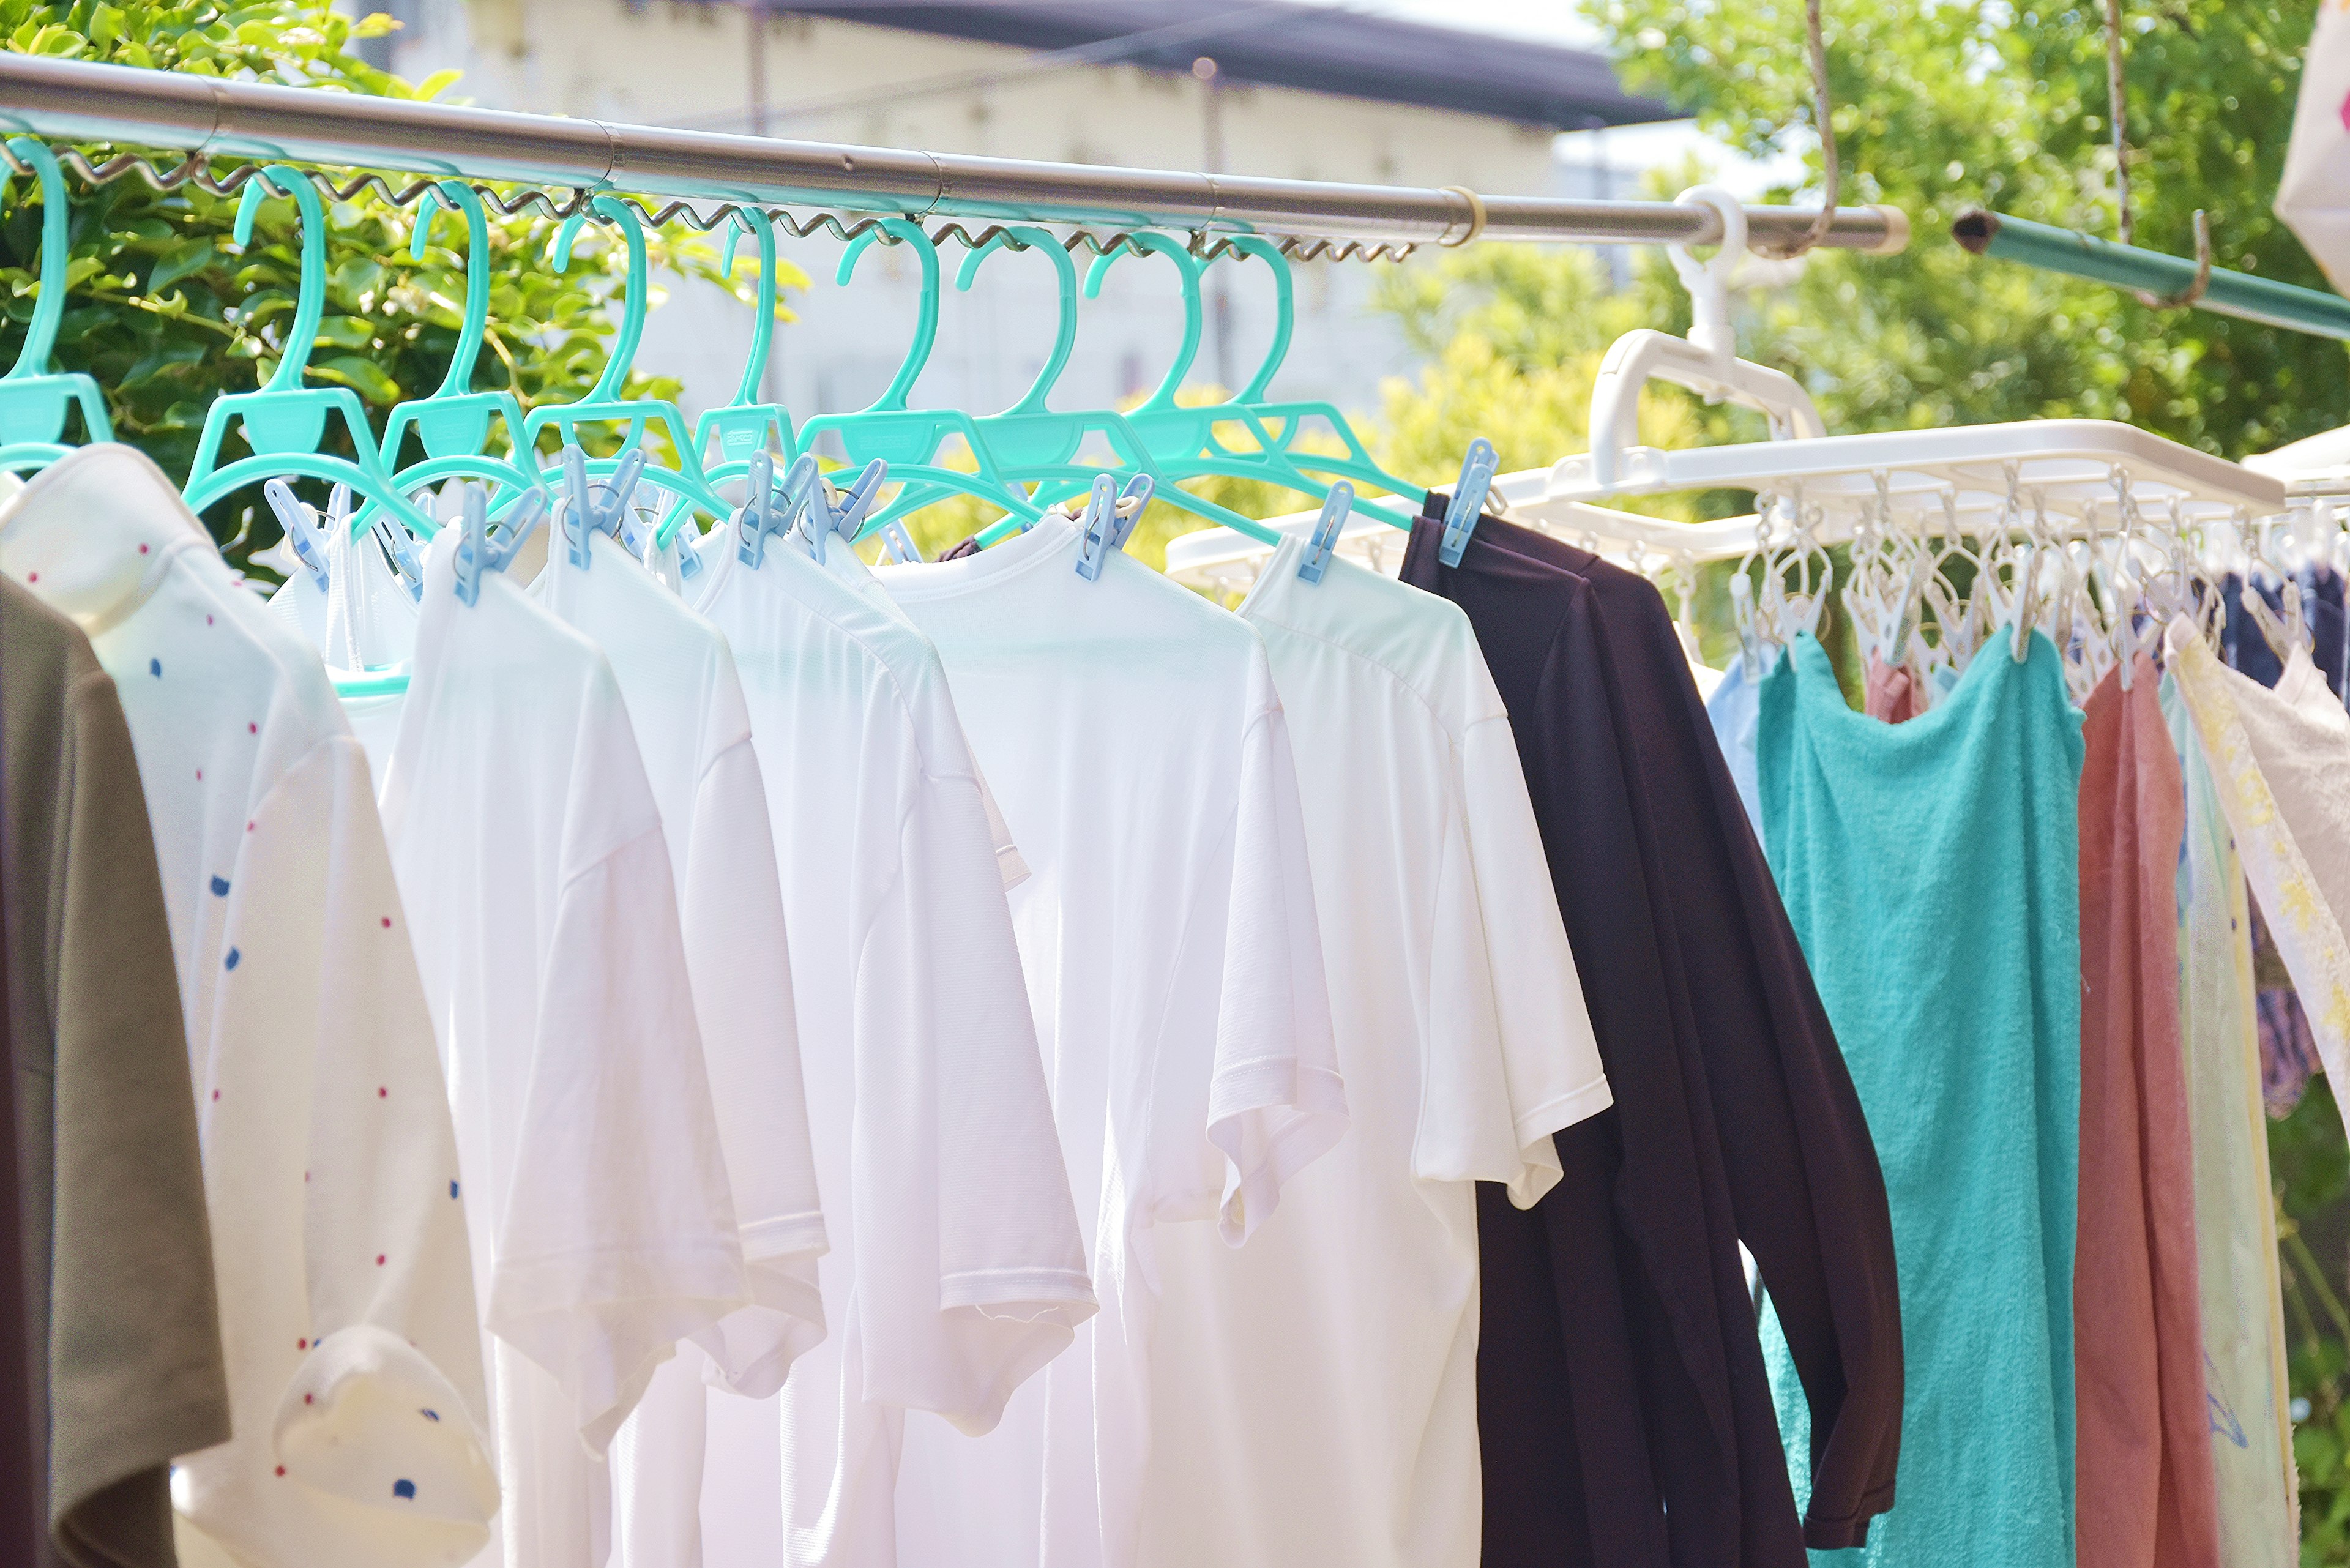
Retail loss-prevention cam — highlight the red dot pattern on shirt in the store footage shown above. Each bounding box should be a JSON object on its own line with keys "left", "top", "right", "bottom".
{"left": 137, "top": 543, "right": 148, "bottom": 555}
{"left": 24, "top": 572, "right": 34, "bottom": 583}
{"left": 296, "top": 1338, "right": 307, "bottom": 1350}
{"left": 377, "top": 1087, "right": 388, "bottom": 1099}
{"left": 376, "top": 1254, "right": 386, "bottom": 1266}
{"left": 210, "top": 1089, "right": 218, "bottom": 1101}
{"left": 248, "top": 722, "right": 258, "bottom": 734}
{"left": 304, "top": 1393, "right": 313, "bottom": 1405}
{"left": 274, "top": 1466, "right": 285, "bottom": 1477}
{"left": 381, "top": 917, "right": 392, "bottom": 928}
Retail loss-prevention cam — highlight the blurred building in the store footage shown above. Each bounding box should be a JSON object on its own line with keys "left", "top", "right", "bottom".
{"left": 366, "top": 0, "right": 1671, "bottom": 436}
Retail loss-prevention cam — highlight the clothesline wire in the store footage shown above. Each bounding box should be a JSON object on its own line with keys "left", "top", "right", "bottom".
{"left": 0, "top": 140, "right": 1421, "bottom": 265}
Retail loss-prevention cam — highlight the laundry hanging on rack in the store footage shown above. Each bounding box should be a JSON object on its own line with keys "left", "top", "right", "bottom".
{"left": 1, "top": 570, "right": 229, "bottom": 1568}
{"left": 682, "top": 475, "right": 1091, "bottom": 1568}
{"left": 1136, "top": 532, "right": 1612, "bottom": 1568}
{"left": 2075, "top": 657, "right": 2219, "bottom": 1568}
{"left": 0, "top": 447, "right": 495, "bottom": 1568}
{"left": 2165, "top": 672, "right": 2300, "bottom": 1568}
{"left": 1400, "top": 506, "right": 1903, "bottom": 1568}
{"left": 1758, "top": 629, "right": 2084, "bottom": 1568}
{"left": 876, "top": 509, "right": 1348, "bottom": 1568}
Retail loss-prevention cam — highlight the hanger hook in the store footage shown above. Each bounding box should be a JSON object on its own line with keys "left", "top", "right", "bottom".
{"left": 2135, "top": 209, "right": 2212, "bottom": 310}
{"left": 955, "top": 224, "right": 1076, "bottom": 417}
{"left": 1081, "top": 232, "right": 1203, "bottom": 414}
{"left": 837, "top": 216, "right": 939, "bottom": 414}
{"left": 1214, "top": 235, "right": 1294, "bottom": 406}
{"left": 234, "top": 165, "right": 329, "bottom": 394}
{"left": 2, "top": 138, "right": 72, "bottom": 381}
{"left": 411, "top": 179, "right": 494, "bottom": 402}
{"left": 722, "top": 207, "right": 781, "bottom": 408}
{"left": 549, "top": 193, "right": 652, "bottom": 403}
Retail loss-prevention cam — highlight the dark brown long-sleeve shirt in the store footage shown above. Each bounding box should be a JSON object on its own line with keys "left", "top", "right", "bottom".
{"left": 1401, "top": 507, "right": 1901, "bottom": 1567}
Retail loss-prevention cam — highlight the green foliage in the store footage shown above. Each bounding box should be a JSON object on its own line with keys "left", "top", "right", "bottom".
{"left": 1595, "top": 0, "right": 2341, "bottom": 454}
{"left": 0, "top": 0, "right": 805, "bottom": 560}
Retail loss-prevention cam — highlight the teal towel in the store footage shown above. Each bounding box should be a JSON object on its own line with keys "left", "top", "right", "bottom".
{"left": 1757, "top": 630, "right": 2084, "bottom": 1567}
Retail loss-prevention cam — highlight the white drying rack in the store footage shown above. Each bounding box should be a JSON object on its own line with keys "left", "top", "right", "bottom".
{"left": 1167, "top": 186, "right": 2281, "bottom": 592}
{"left": 1164, "top": 419, "right": 2285, "bottom": 592}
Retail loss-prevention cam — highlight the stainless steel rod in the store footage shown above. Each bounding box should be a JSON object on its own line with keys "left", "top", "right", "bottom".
{"left": 0, "top": 54, "right": 1909, "bottom": 253}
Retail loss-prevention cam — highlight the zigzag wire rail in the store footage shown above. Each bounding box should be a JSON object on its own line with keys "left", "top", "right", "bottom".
{"left": 0, "top": 141, "right": 1422, "bottom": 264}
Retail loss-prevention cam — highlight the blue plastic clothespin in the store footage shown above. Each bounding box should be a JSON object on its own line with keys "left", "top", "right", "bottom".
{"left": 1297, "top": 480, "right": 1356, "bottom": 584}
{"left": 739, "top": 452, "right": 819, "bottom": 569}
{"left": 1435, "top": 438, "right": 1501, "bottom": 568}
{"left": 452, "top": 483, "right": 550, "bottom": 607}
{"left": 877, "top": 517, "right": 923, "bottom": 564}
{"left": 558, "top": 445, "right": 648, "bottom": 569}
{"left": 1074, "top": 472, "right": 1154, "bottom": 581}
{"left": 263, "top": 478, "right": 332, "bottom": 590}
{"left": 795, "top": 457, "right": 888, "bottom": 564}
{"left": 372, "top": 509, "right": 427, "bottom": 602}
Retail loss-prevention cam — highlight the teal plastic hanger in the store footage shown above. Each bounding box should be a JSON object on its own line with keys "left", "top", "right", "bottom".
{"left": 369, "top": 180, "right": 536, "bottom": 529}
{"left": 183, "top": 166, "right": 434, "bottom": 534}
{"left": 940, "top": 225, "right": 1277, "bottom": 550}
{"left": 677, "top": 209, "right": 799, "bottom": 543}
{"left": 1210, "top": 236, "right": 1419, "bottom": 524}
{"left": 794, "top": 218, "right": 1043, "bottom": 532}
{"left": 520, "top": 195, "right": 726, "bottom": 533}
{"left": 0, "top": 138, "right": 114, "bottom": 474}
{"left": 1074, "top": 233, "right": 1412, "bottom": 527}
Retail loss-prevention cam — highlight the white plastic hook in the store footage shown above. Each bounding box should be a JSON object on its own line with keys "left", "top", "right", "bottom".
{"left": 1665, "top": 184, "right": 1749, "bottom": 369}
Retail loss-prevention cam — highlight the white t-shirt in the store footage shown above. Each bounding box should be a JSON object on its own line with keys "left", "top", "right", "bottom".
{"left": 534, "top": 526, "right": 829, "bottom": 1568}
{"left": 1138, "top": 537, "right": 1612, "bottom": 1568}
{"left": 380, "top": 526, "right": 750, "bottom": 1568}
{"left": 267, "top": 511, "right": 420, "bottom": 672}
{"left": 875, "top": 514, "right": 1348, "bottom": 1568}
{"left": 0, "top": 446, "right": 494, "bottom": 1568}
{"left": 689, "top": 523, "right": 1092, "bottom": 1568}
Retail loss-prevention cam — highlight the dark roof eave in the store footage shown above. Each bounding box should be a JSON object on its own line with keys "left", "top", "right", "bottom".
{"left": 753, "top": 2, "right": 1682, "bottom": 130}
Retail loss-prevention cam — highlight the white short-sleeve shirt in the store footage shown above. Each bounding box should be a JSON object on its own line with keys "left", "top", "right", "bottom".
{"left": 379, "top": 526, "right": 750, "bottom": 1568}
{"left": 1140, "top": 537, "right": 1613, "bottom": 1568}
{"left": 690, "top": 525, "right": 1093, "bottom": 1568}
{"left": 875, "top": 515, "right": 1348, "bottom": 1568}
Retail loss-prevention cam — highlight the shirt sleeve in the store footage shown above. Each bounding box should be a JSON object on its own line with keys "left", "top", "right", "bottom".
{"left": 854, "top": 765, "right": 1095, "bottom": 1436}
{"left": 174, "top": 734, "right": 497, "bottom": 1568}
{"left": 44, "top": 663, "right": 231, "bottom": 1568}
{"left": 1417, "top": 712, "right": 1613, "bottom": 1208}
{"left": 677, "top": 731, "right": 827, "bottom": 1398}
{"left": 1201, "top": 658, "right": 1348, "bottom": 1245}
{"left": 485, "top": 821, "right": 748, "bottom": 1455}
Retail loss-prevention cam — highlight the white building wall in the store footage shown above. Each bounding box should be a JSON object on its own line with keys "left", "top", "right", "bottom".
{"left": 386, "top": 0, "right": 1569, "bottom": 455}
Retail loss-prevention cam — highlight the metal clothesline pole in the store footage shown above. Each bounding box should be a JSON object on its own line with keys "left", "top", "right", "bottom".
{"left": 0, "top": 54, "right": 1911, "bottom": 255}
{"left": 1953, "top": 207, "right": 2350, "bottom": 341}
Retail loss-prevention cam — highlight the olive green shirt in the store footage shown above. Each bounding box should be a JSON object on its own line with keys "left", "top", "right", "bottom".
{"left": 4, "top": 574, "right": 229, "bottom": 1568}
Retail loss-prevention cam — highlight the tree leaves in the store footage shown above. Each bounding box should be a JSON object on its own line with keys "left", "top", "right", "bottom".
{"left": 0, "top": 0, "right": 793, "bottom": 564}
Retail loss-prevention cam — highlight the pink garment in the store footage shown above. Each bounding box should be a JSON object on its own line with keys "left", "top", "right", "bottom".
{"left": 2076, "top": 657, "right": 2221, "bottom": 1568}
{"left": 1863, "top": 655, "right": 1919, "bottom": 723}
